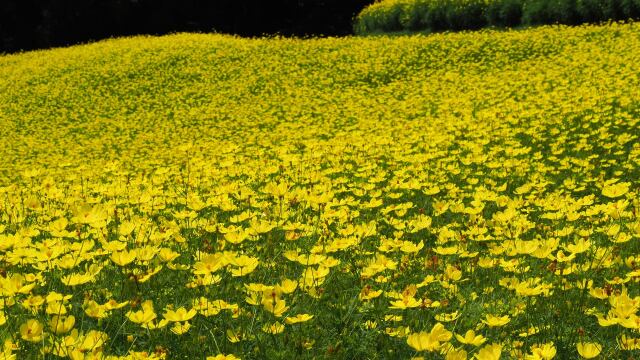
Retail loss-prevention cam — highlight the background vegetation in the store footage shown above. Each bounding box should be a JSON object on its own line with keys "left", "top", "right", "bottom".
{"left": 355, "top": 0, "right": 640, "bottom": 34}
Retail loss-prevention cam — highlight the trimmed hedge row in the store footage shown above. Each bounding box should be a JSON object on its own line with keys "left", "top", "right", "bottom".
{"left": 354, "top": 0, "right": 640, "bottom": 34}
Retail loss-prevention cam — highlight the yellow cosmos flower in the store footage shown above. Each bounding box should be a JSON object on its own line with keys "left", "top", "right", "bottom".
{"left": 618, "top": 335, "right": 640, "bottom": 350}
{"left": 126, "top": 300, "right": 156, "bottom": 324}
{"left": 474, "top": 343, "right": 502, "bottom": 360}
{"left": 76, "top": 329, "right": 108, "bottom": 351}
{"left": 389, "top": 296, "right": 421, "bottom": 309}
{"left": 84, "top": 300, "right": 109, "bottom": 319}
{"left": 163, "top": 307, "right": 197, "bottom": 322}
{"left": 110, "top": 250, "right": 136, "bottom": 267}
{"left": 20, "top": 319, "right": 44, "bottom": 342}
{"left": 406, "top": 323, "right": 452, "bottom": 352}
{"left": 482, "top": 314, "right": 510, "bottom": 327}
{"left": 262, "top": 298, "right": 289, "bottom": 317}
{"left": 284, "top": 313, "right": 314, "bottom": 324}
{"left": 445, "top": 348, "right": 468, "bottom": 360}
{"left": 602, "top": 181, "right": 630, "bottom": 198}
{"left": 576, "top": 342, "right": 601, "bottom": 358}
{"left": 455, "top": 330, "right": 487, "bottom": 346}
{"left": 528, "top": 342, "right": 556, "bottom": 359}
{"left": 49, "top": 315, "right": 75, "bottom": 335}
{"left": 262, "top": 322, "right": 285, "bottom": 334}
{"left": 170, "top": 321, "right": 191, "bottom": 335}
{"left": 276, "top": 279, "right": 298, "bottom": 294}
{"left": 436, "top": 311, "right": 461, "bottom": 323}
{"left": 207, "top": 354, "right": 241, "bottom": 360}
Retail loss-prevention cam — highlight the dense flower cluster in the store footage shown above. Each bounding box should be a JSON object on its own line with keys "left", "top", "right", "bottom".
{"left": 0, "top": 23, "right": 639, "bottom": 358}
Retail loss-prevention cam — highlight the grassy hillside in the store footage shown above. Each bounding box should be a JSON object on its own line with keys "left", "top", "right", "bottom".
{"left": 0, "top": 23, "right": 640, "bottom": 359}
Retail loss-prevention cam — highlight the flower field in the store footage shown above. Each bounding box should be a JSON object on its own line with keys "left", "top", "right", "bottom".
{"left": 0, "top": 22, "right": 640, "bottom": 359}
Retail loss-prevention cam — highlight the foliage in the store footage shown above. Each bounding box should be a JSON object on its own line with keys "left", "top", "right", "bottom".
{"left": 355, "top": 0, "right": 640, "bottom": 34}
{"left": 0, "top": 23, "right": 640, "bottom": 359}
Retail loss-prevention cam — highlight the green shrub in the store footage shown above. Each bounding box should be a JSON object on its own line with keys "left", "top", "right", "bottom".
{"left": 399, "top": 0, "right": 431, "bottom": 30}
{"left": 621, "top": 0, "right": 640, "bottom": 18}
{"left": 446, "top": 0, "right": 488, "bottom": 30}
{"left": 522, "top": 0, "right": 580, "bottom": 25}
{"left": 354, "top": 0, "right": 640, "bottom": 35}
{"left": 573, "top": 0, "right": 633, "bottom": 22}
{"left": 485, "top": 0, "right": 524, "bottom": 27}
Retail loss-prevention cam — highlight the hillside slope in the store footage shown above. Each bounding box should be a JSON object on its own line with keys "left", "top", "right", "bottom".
{"left": 0, "top": 24, "right": 640, "bottom": 359}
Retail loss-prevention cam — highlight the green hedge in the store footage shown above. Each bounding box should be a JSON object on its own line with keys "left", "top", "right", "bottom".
{"left": 354, "top": 0, "right": 640, "bottom": 34}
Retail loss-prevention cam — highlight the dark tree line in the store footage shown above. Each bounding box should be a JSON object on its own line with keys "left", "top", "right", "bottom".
{"left": 0, "top": 0, "right": 374, "bottom": 54}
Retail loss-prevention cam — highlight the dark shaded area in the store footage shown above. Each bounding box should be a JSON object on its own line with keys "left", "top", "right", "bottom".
{"left": 355, "top": 0, "right": 640, "bottom": 34}
{"left": 0, "top": 0, "right": 374, "bottom": 54}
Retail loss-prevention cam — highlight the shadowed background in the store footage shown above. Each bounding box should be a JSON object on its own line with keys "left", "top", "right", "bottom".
{"left": 0, "top": 0, "right": 374, "bottom": 54}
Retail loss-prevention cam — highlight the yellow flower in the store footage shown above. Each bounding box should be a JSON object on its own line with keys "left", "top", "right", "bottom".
{"left": 528, "top": 342, "right": 556, "bottom": 359}
{"left": 576, "top": 342, "right": 602, "bottom": 359}
{"left": 262, "top": 322, "right": 285, "bottom": 334}
{"left": 435, "top": 311, "right": 461, "bottom": 323}
{"left": 110, "top": 250, "right": 136, "bottom": 267}
{"left": 207, "top": 355, "right": 241, "bottom": 360}
{"left": 407, "top": 332, "right": 441, "bottom": 352}
{"left": 20, "top": 319, "right": 44, "bottom": 342}
{"left": 143, "top": 319, "right": 170, "bottom": 330}
{"left": 163, "top": 307, "right": 197, "bottom": 322}
{"left": 276, "top": 279, "right": 298, "bottom": 294}
{"left": 389, "top": 296, "right": 421, "bottom": 309}
{"left": 49, "top": 315, "right": 75, "bottom": 335}
{"left": 262, "top": 298, "right": 289, "bottom": 317}
{"left": 76, "top": 330, "right": 108, "bottom": 351}
{"left": 84, "top": 300, "right": 109, "bottom": 319}
{"left": 445, "top": 348, "right": 468, "bottom": 360}
{"left": 455, "top": 330, "right": 486, "bottom": 346}
{"left": 170, "top": 321, "right": 191, "bottom": 335}
{"left": 474, "top": 343, "right": 502, "bottom": 360}
{"left": 602, "top": 181, "right": 630, "bottom": 198}
{"left": 284, "top": 313, "right": 314, "bottom": 324}
{"left": 407, "top": 323, "right": 452, "bottom": 352}
{"left": 126, "top": 300, "right": 156, "bottom": 324}
{"left": 481, "top": 314, "right": 510, "bottom": 327}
